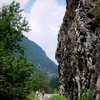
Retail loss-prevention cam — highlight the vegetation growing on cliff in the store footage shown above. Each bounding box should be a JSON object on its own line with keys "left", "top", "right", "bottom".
{"left": 67, "top": 0, "right": 79, "bottom": 18}
{"left": 93, "top": 2, "right": 100, "bottom": 19}
{"left": 80, "top": 89, "right": 94, "bottom": 100}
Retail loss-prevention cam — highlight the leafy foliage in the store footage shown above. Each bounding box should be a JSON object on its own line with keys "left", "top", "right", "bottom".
{"left": 0, "top": 1, "right": 29, "bottom": 54}
{"left": 0, "top": 1, "right": 34, "bottom": 100}
{"left": 0, "top": 53, "right": 33, "bottom": 99}
{"left": 31, "top": 72, "right": 48, "bottom": 91}
{"left": 26, "top": 91, "right": 35, "bottom": 100}
{"left": 49, "top": 77, "right": 59, "bottom": 89}
{"left": 80, "top": 89, "right": 94, "bottom": 100}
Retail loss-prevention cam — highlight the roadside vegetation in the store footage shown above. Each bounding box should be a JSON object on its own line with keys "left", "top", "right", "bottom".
{"left": 80, "top": 89, "right": 94, "bottom": 100}
{"left": 50, "top": 95, "right": 67, "bottom": 100}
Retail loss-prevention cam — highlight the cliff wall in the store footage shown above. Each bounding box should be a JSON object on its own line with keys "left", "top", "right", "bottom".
{"left": 56, "top": 0, "right": 100, "bottom": 100}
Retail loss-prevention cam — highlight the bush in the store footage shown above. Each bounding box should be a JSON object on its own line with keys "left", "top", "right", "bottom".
{"left": 80, "top": 89, "right": 94, "bottom": 100}
{"left": 50, "top": 95, "right": 66, "bottom": 100}
{"left": 26, "top": 91, "right": 35, "bottom": 100}
{"left": 45, "top": 87, "right": 54, "bottom": 94}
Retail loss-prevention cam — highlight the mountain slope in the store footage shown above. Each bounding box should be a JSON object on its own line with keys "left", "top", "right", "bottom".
{"left": 21, "top": 36, "right": 58, "bottom": 77}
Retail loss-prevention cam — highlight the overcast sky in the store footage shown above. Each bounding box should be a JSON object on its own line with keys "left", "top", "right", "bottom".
{"left": 0, "top": 0, "right": 66, "bottom": 64}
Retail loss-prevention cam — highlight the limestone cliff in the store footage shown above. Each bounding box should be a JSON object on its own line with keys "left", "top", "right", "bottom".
{"left": 56, "top": 0, "right": 100, "bottom": 100}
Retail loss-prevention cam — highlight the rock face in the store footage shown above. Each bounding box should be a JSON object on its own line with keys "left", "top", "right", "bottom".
{"left": 56, "top": 0, "right": 100, "bottom": 100}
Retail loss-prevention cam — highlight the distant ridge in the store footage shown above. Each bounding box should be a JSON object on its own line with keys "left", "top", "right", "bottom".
{"left": 21, "top": 36, "right": 58, "bottom": 77}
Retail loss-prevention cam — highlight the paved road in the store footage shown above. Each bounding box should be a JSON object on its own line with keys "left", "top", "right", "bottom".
{"left": 35, "top": 93, "right": 58, "bottom": 100}
{"left": 38, "top": 93, "right": 52, "bottom": 100}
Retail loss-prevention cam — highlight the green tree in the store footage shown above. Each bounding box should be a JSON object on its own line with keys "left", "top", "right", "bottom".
{"left": 0, "top": 1, "right": 29, "bottom": 53}
{"left": 32, "top": 72, "right": 48, "bottom": 91}
{"left": 49, "top": 76, "right": 59, "bottom": 89}
{"left": 0, "top": 1, "right": 34, "bottom": 100}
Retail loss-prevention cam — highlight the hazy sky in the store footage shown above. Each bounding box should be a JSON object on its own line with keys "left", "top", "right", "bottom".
{"left": 0, "top": 0, "right": 66, "bottom": 63}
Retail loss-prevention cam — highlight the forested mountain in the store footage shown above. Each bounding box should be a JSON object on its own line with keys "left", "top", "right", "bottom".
{"left": 21, "top": 36, "right": 58, "bottom": 77}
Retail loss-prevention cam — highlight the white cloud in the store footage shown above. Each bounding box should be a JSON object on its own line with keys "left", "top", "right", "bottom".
{"left": 0, "top": 0, "right": 66, "bottom": 63}
{"left": 0, "top": 0, "right": 28, "bottom": 8}
{"left": 24, "top": 0, "right": 66, "bottom": 63}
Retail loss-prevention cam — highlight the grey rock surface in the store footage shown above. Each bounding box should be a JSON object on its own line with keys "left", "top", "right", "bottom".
{"left": 56, "top": 0, "right": 100, "bottom": 100}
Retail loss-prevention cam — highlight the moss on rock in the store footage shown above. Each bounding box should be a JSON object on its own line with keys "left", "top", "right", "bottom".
{"left": 93, "top": 2, "right": 100, "bottom": 19}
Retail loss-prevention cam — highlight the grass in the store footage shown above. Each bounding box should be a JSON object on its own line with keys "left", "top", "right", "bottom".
{"left": 50, "top": 95, "right": 67, "bottom": 100}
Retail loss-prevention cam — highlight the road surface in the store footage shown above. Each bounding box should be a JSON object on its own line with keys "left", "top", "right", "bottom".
{"left": 35, "top": 93, "right": 58, "bottom": 100}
